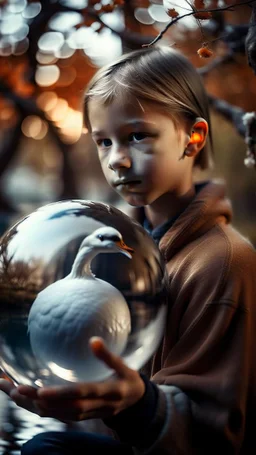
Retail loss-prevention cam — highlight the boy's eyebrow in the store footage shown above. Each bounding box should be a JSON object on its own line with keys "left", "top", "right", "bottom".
{"left": 91, "top": 120, "right": 156, "bottom": 137}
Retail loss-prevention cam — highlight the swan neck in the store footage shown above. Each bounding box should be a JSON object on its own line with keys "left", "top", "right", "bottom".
{"left": 70, "top": 247, "right": 97, "bottom": 278}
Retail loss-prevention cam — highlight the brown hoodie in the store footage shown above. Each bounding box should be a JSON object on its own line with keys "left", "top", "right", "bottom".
{"left": 125, "top": 180, "right": 256, "bottom": 454}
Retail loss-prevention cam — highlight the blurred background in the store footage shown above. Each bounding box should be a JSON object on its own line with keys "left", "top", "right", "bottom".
{"left": 0, "top": 0, "right": 255, "bottom": 453}
{"left": 0, "top": 0, "right": 255, "bottom": 243}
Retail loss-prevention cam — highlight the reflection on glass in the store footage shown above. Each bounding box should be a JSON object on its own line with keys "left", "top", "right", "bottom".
{"left": 0, "top": 200, "right": 168, "bottom": 386}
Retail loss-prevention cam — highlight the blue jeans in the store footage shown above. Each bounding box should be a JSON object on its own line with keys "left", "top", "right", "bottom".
{"left": 21, "top": 431, "right": 134, "bottom": 454}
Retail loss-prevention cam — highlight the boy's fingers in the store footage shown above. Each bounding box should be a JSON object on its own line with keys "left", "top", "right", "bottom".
{"left": 0, "top": 379, "right": 16, "bottom": 396}
{"left": 17, "top": 385, "right": 38, "bottom": 399}
{"left": 0, "top": 380, "right": 38, "bottom": 414}
{"left": 89, "top": 337, "right": 130, "bottom": 378}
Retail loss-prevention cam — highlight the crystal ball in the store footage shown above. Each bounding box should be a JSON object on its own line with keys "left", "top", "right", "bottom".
{"left": 0, "top": 200, "right": 168, "bottom": 387}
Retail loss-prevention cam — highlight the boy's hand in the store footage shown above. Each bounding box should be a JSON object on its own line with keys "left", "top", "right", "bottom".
{"left": 0, "top": 377, "right": 39, "bottom": 415}
{"left": 13, "top": 337, "right": 145, "bottom": 422}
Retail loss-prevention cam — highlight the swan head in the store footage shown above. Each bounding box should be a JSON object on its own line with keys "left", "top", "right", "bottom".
{"left": 79, "top": 227, "right": 134, "bottom": 259}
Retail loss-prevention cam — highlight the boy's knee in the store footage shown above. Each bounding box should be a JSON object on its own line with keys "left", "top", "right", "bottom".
{"left": 21, "top": 431, "right": 60, "bottom": 455}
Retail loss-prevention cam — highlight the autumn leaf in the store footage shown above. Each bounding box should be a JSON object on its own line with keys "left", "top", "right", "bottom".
{"left": 193, "top": 0, "right": 211, "bottom": 19}
{"left": 100, "top": 3, "right": 115, "bottom": 12}
{"left": 167, "top": 8, "right": 179, "bottom": 18}
{"left": 193, "top": 0, "right": 205, "bottom": 7}
{"left": 194, "top": 11, "right": 212, "bottom": 19}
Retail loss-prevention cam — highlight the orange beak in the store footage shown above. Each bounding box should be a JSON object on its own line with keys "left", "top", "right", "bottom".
{"left": 116, "top": 239, "right": 134, "bottom": 258}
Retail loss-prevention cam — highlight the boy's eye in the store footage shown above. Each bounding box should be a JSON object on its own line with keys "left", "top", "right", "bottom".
{"left": 97, "top": 138, "right": 112, "bottom": 148}
{"left": 128, "top": 132, "right": 148, "bottom": 142}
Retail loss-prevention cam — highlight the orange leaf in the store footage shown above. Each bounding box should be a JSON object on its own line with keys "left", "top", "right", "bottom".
{"left": 167, "top": 8, "right": 179, "bottom": 18}
{"left": 194, "top": 0, "right": 205, "bottom": 7}
{"left": 100, "top": 3, "right": 115, "bottom": 12}
{"left": 194, "top": 11, "right": 212, "bottom": 20}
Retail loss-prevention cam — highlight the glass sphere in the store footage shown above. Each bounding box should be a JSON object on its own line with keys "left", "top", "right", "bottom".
{"left": 0, "top": 200, "right": 168, "bottom": 387}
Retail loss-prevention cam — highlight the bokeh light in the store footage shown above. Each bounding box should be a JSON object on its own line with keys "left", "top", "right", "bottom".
{"left": 21, "top": 115, "right": 48, "bottom": 140}
{"left": 38, "top": 32, "right": 65, "bottom": 54}
{"left": 60, "top": 0, "right": 88, "bottom": 9}
{"left": 57, "top": 108, "right": 83, "bottom": 143}
{"left": 55, "top": 42, "right": 76, "bottom": 59}
{"left": 37, "top": 91, "right": 58, "bottom": 112}
{"left": 148, "top": 4, "right": 170, "bottom": 23}
{"left": 83, "top": 29, "right": 122, "bottom": 66}
{"left": 67, "top": 26, "right": 96, "bottom": 50}
{"left": 60, "top": 0, "right": 88, "bottom": 8}
{"left": 22, "top": 2, "right": 42, "bottom": 19}
{"left": 46, "top": 98, "right": 69, "bottom": 122}
{"left": 134, "top": 8, "right": 155, "bottom": 25}
{"left": 49, "top": 12, "right": 83, "bottom": 32}
{"left": 35, "top": 65, "right": 60, "bottom": 87}
{"left": 36, "top": 52, "right": 58, "bottom": 65}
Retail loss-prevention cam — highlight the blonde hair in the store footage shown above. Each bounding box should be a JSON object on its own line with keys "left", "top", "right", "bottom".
{"left": 83, "top": 45, "right": 213, "bottom": 169}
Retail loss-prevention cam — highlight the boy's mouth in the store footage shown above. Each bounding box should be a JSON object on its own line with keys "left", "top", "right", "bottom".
{"left": 114, "top": 178, "right": 142, "bottom": 188}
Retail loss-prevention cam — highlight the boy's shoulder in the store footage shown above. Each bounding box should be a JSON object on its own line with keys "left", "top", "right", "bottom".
{"left": 168, "top": 221, "right": 256, "bottom": 303}
{"left": 220, "top": 222, "right": 256, "bottom": 275}
{"left": 180, "top": 221, "right": 255, "bottom": 274}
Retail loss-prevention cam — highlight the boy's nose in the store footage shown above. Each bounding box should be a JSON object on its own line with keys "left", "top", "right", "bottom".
{"left": 107, "top": 148, "right": 132, "bottom": 171}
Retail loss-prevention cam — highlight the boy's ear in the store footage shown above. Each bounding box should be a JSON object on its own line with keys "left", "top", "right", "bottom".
{"left": 184, "top": 117, "right": 208, "bottom": 158}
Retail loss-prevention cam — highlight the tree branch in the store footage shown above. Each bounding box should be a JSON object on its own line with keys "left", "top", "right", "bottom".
{"left": 143, "top": 0, "right": 255, "bottom": 47}
{"left": 245, "top": 1, "right": 256, "bottom": 73}
{"left": 0, "top": 80, "right": 80, "bottom": 200}
{"left": 243, "top": 112, "right": 256, "bottom": 168}
{"left": 208, "top": 95, "right": 246, "bottom": 136}
{"left": 86, "top": 8, "right": 155, "bottom": 47}
{"left": 208, "top": 95, "right": 256, "bottom": 169}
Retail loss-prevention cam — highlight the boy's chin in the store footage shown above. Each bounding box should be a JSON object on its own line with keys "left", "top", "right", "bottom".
{"left": 124, "top": 194, "right": 149, "bottom": 207}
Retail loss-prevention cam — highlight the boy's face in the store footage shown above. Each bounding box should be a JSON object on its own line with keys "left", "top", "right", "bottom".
{"left": 88, "top": 97, "right": 194, "bottom": 207}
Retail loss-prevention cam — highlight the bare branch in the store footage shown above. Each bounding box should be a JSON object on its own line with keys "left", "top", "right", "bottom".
{"left": 243, "top": 112, "right": 256, "bottom": 168}
{"left": 86, "top": 8, "right": 155, "bottom": 46}
{"left": 245, "top": 1, "right": 256, "bottom": 73}
{"left": 143, "top": 0, "right": 255, "bottom": 47}
{"left": 0, "top": 80, "right": 80, "bottom": 199}
{"left": 208, "top": 95, "right": 256, "bottom": 169}
{"left": 208, "top": 95, "right": 246, "bottom": 137}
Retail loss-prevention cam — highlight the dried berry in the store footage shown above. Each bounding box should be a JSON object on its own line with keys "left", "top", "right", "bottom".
{"left": 197, "top": 46, "right": 213, "bottom": 58}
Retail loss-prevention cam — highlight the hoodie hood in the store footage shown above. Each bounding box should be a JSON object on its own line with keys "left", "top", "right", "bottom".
{"left": 159, "top": 180, "right": 232, "bottom": 260}
{"left": 128, "top": 180, "right": 232, "bottom": 261}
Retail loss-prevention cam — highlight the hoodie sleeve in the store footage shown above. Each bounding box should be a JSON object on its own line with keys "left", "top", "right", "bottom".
{"left": 106, "top": 300, "right": 248, "bottom": 455}
{"left": 105, "top": 231, "right": 256, "bottom": 454}
{"left": 146, "top": 301, "right": 248, "bottom": 455}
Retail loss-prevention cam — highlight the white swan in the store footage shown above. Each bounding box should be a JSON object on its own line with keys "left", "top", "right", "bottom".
{"left": 27, "top": 226, "right": 133, "bottom": 383}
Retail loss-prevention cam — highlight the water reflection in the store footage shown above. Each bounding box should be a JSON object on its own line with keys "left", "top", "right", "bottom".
{"left": 0, "top": 393, "right": 112, "bottom": 454}
{"left": 0, "top": 393, "right": 65, "bottom": 454}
